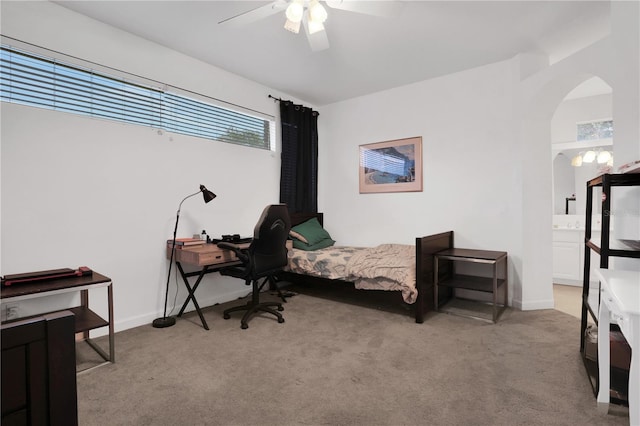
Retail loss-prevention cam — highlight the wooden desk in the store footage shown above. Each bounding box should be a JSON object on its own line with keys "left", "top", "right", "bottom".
{"left": 167, "top": 243, "right": 246, "bottom": 330}
{"left": 596, "top": 269, "right": 639, "bottom": 425}
{"left": 168, "top": 241, "right": 292, "bottom": 330}
{"left": 1, "top": 271, "right": 114, "bottom": 369}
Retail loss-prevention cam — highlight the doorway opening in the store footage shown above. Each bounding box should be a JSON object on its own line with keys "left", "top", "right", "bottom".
{"left": 550, "top": 76, "right": 613, "bottom": 317}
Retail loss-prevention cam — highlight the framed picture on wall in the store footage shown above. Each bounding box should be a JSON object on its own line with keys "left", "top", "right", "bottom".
{"left": 359, "top": 136, "right": 423, "bottom": 193}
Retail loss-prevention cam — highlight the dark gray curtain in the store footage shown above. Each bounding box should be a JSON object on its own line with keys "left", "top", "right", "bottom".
{"left": 279, "top": 100, "right": 319, "bottom": 213}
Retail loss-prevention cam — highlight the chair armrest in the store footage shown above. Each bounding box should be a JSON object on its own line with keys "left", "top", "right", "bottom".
{"left": 217, "top": 242, "right": 249, "bottom": 263}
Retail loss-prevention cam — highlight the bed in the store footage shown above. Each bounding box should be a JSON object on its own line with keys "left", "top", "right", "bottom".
{"left": 279, "top": 212, "right": 454, "bottom": 323}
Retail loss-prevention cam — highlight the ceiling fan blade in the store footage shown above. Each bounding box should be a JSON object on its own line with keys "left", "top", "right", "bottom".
{"left": 218, "top": 1, "right": 287, "bottom": 26}
{"left": 302, "top": 15, "right": 330, "bottom": 52}
{"left": 325, "top": 0, "right": 403, "bottom": 17}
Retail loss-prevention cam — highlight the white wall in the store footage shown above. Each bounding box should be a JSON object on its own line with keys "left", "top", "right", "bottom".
{"left": 0, "top": 1, "right": 312, "bottom": 331}
{"left": 319, "top": 60, "right": 519, "bottom": 301}
{"left": 551, "top": 94, "right": 612, "bottom": 144}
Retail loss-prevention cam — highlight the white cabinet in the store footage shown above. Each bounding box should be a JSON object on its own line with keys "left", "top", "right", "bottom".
{"left": 553, "top": 241, "right": 581, "bottom": 279}
{"left": 553, "top": 229, "right": 582, "bottom": 284}
{"left": 552, "top": 228, "right": 601, "bottom": 285}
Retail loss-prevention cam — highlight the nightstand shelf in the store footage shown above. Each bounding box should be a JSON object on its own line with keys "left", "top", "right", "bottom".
{"left": 67, "top": 306, "right": 109, "bottom": 332}
{"left": 437, "top": 274, "right": 507, "bottom": 293}
{"left": 434, "top": 248, "right": 508, "bottom": 323}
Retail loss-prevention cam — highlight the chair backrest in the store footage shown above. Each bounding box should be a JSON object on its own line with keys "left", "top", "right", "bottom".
{"left": 248, "top": 204, "right": 291, "bottom": 277}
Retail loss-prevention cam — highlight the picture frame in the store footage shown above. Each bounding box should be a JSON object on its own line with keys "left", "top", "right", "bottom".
{"left": 359, "top": 136, "right": 422, "bottom": 193}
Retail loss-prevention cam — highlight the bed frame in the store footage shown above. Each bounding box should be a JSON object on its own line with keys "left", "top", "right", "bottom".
{"left": 279, "top": 212, "right": 454, "bottom": 323}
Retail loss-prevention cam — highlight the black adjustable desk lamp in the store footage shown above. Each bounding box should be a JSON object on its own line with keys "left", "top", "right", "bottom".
{"left": 153, "top": 185, "right": 216, "bottom": 328}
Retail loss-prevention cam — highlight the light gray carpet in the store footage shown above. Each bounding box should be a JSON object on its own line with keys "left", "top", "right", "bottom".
{"left": 76, "top": 293, "right": 629, "bottom": 425}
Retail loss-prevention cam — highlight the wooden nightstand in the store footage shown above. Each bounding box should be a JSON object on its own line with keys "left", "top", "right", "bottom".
{"left": 434, "top": 248, "right": 508, "bottom": 323}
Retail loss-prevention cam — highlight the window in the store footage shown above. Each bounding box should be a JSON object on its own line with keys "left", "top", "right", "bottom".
{"left": 576, "top": 119, "right": 613, "bottom": 142}
{"left": 0, "top": 46, "right": 274, "bottom": 150}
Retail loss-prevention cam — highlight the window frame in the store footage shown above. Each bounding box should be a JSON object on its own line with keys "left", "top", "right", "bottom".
{"left": 0, "top": 43, "right": 275, "bottom": 151}
{"left": 576, "top": 118, "right": 613, "bottom": 142}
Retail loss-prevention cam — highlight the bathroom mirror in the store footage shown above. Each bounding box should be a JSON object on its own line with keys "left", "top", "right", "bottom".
{"left": 553, "top": 149, "right": 606, "bottom": 215}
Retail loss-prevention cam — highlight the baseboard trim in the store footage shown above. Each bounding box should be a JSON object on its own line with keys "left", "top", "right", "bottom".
{"left": 512, "top": 298, "right": 555, "bottom": 311}
{"left": 103, "top": 288, "right": 253, "bottom": 335}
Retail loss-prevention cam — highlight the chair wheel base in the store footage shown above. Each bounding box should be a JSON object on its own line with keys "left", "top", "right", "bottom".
{"left": 223, "top": 301, "right": 285, "bottom": 329}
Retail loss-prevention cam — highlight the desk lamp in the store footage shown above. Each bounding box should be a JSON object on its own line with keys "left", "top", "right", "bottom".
{"left": 153, "top": 184, "right": 216, "bottom": 328}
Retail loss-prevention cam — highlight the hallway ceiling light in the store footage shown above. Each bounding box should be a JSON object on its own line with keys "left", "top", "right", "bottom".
{"left": 571, "top": 155, "right": 583, "bottom": 167}
{"left": 597, "top": 150, "right": 612, "bottom": 164}
{"left": 571, "top": 149, "right": 613, "bottom": 167}
{"left": 582, "top": 150, "right": 597, "bottom": 163}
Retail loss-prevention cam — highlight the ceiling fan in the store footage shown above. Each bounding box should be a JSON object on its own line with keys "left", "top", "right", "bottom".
{"left": 218, "top": 0, "right": 402, "bottom": 52}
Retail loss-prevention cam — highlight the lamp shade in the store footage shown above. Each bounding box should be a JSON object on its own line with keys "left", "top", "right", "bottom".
{"left": 582, "top": 150, "right": 597, "bottom": 163}
{"left": 200, "top": 185, "right": 216, "bottom": 203}
{"left": 309, "top": 0, "right": 328, "bottom": 23}
{"left": 597, "top": 150, "right": 612, "bottom": 164}
{"left": 571, "top": 155, "right": 583, "bottom": 167}
{"left": 307, "top": 18, "right": 325, "bottom": 34}
{"left": 286, "top": 0, "right": 304, "bottom": 22}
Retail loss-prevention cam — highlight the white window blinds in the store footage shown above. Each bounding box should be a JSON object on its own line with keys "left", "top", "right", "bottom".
{"left": 0, "top": 46, "right": 273, "bottom": 150}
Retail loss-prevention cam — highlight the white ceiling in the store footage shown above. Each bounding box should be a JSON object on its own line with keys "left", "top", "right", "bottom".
{"left": 54, "top": 1, "right": 611, "bottom": 106}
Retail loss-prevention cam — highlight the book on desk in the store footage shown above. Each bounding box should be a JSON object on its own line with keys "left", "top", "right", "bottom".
{"left": 168, "top": 238, "right": 207, "bottom": 247}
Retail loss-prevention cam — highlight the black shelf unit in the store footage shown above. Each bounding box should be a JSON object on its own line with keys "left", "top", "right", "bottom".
{"left": 580, "top": 172, "right": 640, "bottom": 404}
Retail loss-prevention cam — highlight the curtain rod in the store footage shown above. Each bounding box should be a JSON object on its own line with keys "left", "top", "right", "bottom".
{"left": 269, "top": 94, "right": 319, "bottom": 116}
{"left": 2, "top": 35, "right": 276, "bottom": 120}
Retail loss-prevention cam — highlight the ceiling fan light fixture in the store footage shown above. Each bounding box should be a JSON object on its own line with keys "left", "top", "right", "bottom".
{"left": 284, "top": 18, "right": 301, "bottom": 33}
{"left": 309, "top": 0, "right": 328, "bottom": 23}
{"left": 307, "top": 15, "right": 325, "bottom": 34}
{"left": 285, "top": 0, "right": 304, "bottom": 23}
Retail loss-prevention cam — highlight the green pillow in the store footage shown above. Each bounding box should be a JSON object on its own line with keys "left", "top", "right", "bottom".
{"left": 293, "top": 237, "right": 335, "bottom": 251}
{"left": 290, "top": 218, "right": 332, "bottom": 246}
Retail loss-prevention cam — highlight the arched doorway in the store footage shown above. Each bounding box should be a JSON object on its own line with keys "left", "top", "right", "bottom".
{"left": 518, "top": 71, "right": 614, "bottom": 311}
{"left": 550, "top": 77, "right": 613, "bottom": 317}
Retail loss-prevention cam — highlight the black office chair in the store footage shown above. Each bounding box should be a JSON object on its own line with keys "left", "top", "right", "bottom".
{"left": 218, "top": 204, "right": 292, "bottom": 329}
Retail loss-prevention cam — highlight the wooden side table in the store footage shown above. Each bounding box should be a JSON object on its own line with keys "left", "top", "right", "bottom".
{"left": 434, "top": 248, "right": 508, "bottom": 323}
{"left": 1, "top": 271, "right": 114, "bottom": 368}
